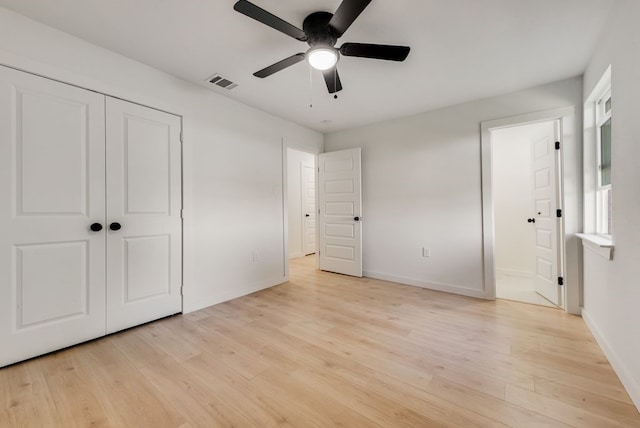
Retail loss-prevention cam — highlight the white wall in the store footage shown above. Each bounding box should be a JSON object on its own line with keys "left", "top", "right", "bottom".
{"left": 580, "top": 0, "right": 640, "bottom": 409}
{"left": 287, "top": 148, "right": 315, "bottom": 259}
{"left": 0, "top": 8, "right": 323, "bottom": 313}
{"left": 492, "top": 123, "right": 553, "bottom": 277}
{"left": 325, "top": 77, "right": 582, "bottom": 300}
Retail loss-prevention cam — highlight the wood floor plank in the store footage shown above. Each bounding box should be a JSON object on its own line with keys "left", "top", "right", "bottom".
{"left": 182, "top": 353, "right": 313, "bottom": 428}
{"left": 325, "top": 322, "right": 510, "bottom": 399}
{"left": 250, "top": 367, "right": 382, "bottom": 427}
{"left": 289, "top": 364, "right": 445, "bottom": 427}
{"left": 83, "top": 340, "right": 188, "bottom": 428}
{"left": 532, "top": 377, "right": 640, "bottom": 425}
{"left": 505, "top": 383, "right": 631, "bottom": 427}
{"left": 172, "top": 316, "right": 271, "bottom": 380}
{"left": 0, "top": 359, "right": 64, "bottom": 427}
{"left": 280, "top": 319, "right": 436, "bottom": 391}
{"left": 38, "top": 348, "right": 123, "bottom": 427}
{"left": 267, "top": 339, "right": 509, "bottom": 428}
{"left": 429, "top": 375, "right": 574, "bottom": 427}
{"left": 137, "top": 356, "right": 258, "bottom": 427}
{"left": 1, "top": 254, "right": 638, "bottom": 427}
{"left": 134, "top": 321, "right": 203, "bottom": 364}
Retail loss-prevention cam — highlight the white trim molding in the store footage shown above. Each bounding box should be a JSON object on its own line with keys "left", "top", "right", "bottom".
{"left": 582, "top": 309, "right": 640, "bottom": 410}
{"left": 364, "top": 270, "right": 488, "bottom": 300}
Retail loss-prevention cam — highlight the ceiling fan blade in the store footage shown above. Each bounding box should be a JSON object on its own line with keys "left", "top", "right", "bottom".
{"left": 328, "top": 0, "right": 372, "bottom": 37}
{"left": 340, "top": 43, "right": 410, "bottom": 61}
{"left": 322, "top": 68, "right": 343, "bottom": 94}
{"left": 234, "top": 0, "right": 307, "bottom": 41}
{"left": 253, "top": 53, "right": 306, "bottom": 78}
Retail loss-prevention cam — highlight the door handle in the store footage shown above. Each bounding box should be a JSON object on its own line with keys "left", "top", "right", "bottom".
{"left": 305, "top": 214, "right": 310, "bottom": 217}
{"left": 109, "top": 222, "right": 122, "bottom": 231}
{"left": 354, "top": 216, "right": 361, "bottom": 222}
{"left": 90, "top": 223, "right": 103, "bottom": 232}
{"left": 527, "top": 218, "right": 536, "bottom": 223}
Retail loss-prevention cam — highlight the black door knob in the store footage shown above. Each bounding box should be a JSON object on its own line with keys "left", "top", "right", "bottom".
{"left": 90, "top": 223, "right": 103, "bottom": 232}
{"left": 109, "top": 222, "right": 122, "bottom": 231}
{"left": 305, "top": 214, "right": 310, "bottom": 217}
{"left": 527, "top": 218, "right": 536, "bottom": 223}
{"left": 354, "top": 216, "right": 360, "bottom": 221}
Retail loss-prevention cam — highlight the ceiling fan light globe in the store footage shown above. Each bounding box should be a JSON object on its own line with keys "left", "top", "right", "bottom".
{"left": 307, "top": 47, "right": 339, "bottom": 70}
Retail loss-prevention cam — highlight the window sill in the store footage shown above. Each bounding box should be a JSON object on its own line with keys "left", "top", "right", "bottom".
{"left": 577, "top": 233, "right": 614, "bottom": 260}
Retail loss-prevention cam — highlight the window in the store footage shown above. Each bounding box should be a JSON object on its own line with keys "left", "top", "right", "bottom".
{"left": 596, "top": 87, "right": 612, "bottom": 236}
{"left": 580, "top": 66, "right": 613, "bottom": 257}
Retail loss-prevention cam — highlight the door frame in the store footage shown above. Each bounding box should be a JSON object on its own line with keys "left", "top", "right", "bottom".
{"left": 302, "top": 163, "right": 317, "bottom": 256}
{"left": 285, "top": 147, "right": 317, "bottom": 260}
{"left": 480, "top": 106, "right": 578, "bottom": 312}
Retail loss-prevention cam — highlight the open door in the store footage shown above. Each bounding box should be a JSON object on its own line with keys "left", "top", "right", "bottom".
{"left": 318, "top": 148, "right": 362, "bottom": 277}
{"left": 531, "top": 122, "right": 563, "bottom": 306}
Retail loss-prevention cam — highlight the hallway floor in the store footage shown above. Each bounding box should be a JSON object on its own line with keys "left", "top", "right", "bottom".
{"left": 496, "top": 272, "right": 557, "bottom": 308}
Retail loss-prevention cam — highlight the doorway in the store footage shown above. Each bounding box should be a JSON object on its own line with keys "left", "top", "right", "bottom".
{"left": 481, "top": 107, "right": 576, "bottom": 311}
{"left": 286, "top": 148, "right": 317, "bottom": 259}
{"left": 491, "top": 121, "right": 560, "bottom": 307}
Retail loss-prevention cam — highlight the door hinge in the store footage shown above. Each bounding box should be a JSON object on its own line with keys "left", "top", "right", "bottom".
{"left": 180, "top": 209, "right": 184, "bottom": 219}
{"left": 558, "top": 277, "right": 564, "bottom": 286}
{"left": 556, "top": 209, "right": 562, "bottom": 218}
{"left": 555, "top": 141, "right": 560, "bottom": 150}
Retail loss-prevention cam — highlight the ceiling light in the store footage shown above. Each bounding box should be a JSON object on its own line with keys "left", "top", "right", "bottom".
{"left": 307, "top": 46, "right": 339, "bottom": 71}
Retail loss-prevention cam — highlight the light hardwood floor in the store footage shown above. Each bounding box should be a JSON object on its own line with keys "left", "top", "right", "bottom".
{"left": 1, "top": 255, "right": 639, "bottom": 427}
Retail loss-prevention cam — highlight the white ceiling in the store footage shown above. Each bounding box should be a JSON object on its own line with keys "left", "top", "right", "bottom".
{"left": 0, "top": 0, "right": 613, "bottom": 132}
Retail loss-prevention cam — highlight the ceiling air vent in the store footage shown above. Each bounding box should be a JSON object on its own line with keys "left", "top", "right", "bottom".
{"left": 207, "top": 74, "right": 238, "bottom": 90}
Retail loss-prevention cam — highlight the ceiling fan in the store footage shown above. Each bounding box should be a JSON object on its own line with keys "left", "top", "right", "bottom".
{"left": 233, "top": 0, "right": 411, "bottom": 94}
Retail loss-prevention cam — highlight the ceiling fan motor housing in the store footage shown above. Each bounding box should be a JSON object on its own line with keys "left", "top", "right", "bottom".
{"left": 303, "top": 12, "right": 338, "bottom": 47}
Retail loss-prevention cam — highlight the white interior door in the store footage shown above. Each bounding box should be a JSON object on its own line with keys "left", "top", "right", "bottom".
{"left": 303, "top": 164, "right": 316, "bottom": 255}
{"left": 531, "top": 124, "right": 563, "bottom": 306}
{"left": 318, "top": 148, "right": 362, "bottom": 277}
{"left": 105, "top": 98, "right": 182, "bottom": 334}
{"left": 0, "top": 66, "right": 107, "bottom": 367}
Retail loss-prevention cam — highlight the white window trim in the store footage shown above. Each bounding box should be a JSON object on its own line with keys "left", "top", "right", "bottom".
{"left": 595, "top": 86, "right": 612, "bottom": 238}
{"left": 579, "top": 65, "right": 613, "bottom": 257}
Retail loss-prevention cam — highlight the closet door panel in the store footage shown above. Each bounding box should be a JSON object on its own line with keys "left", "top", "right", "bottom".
{"left": 0, "top": 66, "right": 106, "bottom": 367}
{"left": 105, "top": 98, "right": 182, "bottom": 333}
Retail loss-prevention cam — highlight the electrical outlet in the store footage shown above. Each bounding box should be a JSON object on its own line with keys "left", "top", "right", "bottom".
{"left": 422, "top": 247, "right": 430, "bottom": 258}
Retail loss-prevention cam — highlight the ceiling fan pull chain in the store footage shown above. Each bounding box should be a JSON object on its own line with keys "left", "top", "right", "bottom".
{"left": 309, "top": 64, "right": 313, "bottom": 108}
{"left": 334, "top": 68, "right": 338, "bottom": 99}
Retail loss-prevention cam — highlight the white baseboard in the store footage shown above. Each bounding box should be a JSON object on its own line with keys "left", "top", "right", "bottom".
{"left": 582, "top": 308, "right": 640, "bottom": 411}
{"left": 183, "top": 275, "right": 286, "bottom": 314}
{"left": 363, "top": 270, "right": 489, "bottom": 299}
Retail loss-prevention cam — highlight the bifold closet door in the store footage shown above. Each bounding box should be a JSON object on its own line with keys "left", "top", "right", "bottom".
{"left": 105, "top": 98, "right": 182, "bottom": 334}
{"left": 0, "top": 66, "right": 107, "bottom": 367}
